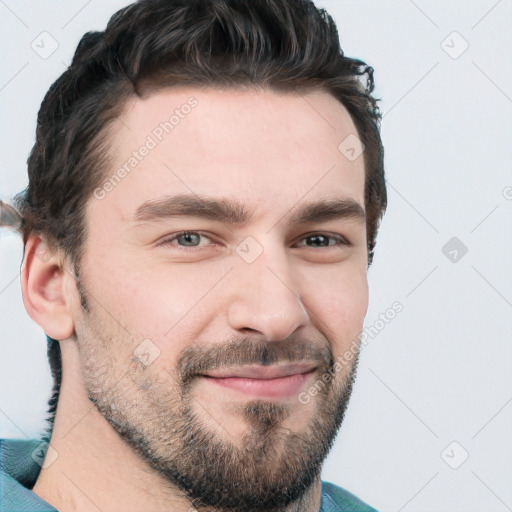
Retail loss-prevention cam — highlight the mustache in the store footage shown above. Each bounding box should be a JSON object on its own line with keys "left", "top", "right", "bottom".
{"left": 177, "top": 336, "right": 334, "bottom": 386}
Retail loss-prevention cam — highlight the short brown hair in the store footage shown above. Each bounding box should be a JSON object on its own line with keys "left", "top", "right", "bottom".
{"left": 16, "top": 0, "right": 386, "bottom": 441}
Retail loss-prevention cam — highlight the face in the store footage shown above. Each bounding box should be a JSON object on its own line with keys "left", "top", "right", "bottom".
{"left": 72, "top": 87, "right": 368, "bottom": 511}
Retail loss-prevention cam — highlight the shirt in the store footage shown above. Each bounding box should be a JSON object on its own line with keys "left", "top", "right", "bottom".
{"left": 0, "top": 438, "right": 378, "bottom": 511}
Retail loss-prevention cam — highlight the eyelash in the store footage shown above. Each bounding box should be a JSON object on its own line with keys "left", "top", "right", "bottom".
{"left": 158, "top": 230, "right": 351, "bottom": 251}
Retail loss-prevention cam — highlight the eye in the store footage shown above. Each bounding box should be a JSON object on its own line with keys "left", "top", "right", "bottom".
{"left": 294, "top": 233, "right": 351, "bottom": 249}
{"left": 158, "top": 231, "right": 217, "bottom": 250}
{"left": 157, "top": 231, "right": 351, "bottom": 252}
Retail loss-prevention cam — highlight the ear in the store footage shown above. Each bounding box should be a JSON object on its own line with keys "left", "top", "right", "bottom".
{"left": 20, "top": 234, "right": 75, "bottom": 341}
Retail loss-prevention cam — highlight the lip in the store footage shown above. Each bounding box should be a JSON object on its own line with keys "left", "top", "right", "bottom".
{"left": 200, "top": 363, "right": 317, "bottom": 399}
{"left": 201, "top": 363, "right": 317, "bottom": 380}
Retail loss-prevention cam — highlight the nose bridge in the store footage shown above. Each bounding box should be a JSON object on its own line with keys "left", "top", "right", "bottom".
{"left": 226, "top": 238, "right": 310, "bottom": 340}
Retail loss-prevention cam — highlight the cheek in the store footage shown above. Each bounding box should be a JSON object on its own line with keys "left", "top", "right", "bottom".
{"left": 83, "top": 257, "right": 230, "bottom": 372}
{"left": 304, "top": 266, "right": 369, "bottom": 350}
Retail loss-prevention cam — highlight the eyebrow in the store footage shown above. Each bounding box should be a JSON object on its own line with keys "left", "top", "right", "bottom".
{"left": 132, "top": 193, "right": 365, "bottom": 226}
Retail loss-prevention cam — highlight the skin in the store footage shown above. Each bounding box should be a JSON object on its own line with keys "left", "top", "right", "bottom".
{"left": 22, "top": 86, "right": 369, "bottom": 512}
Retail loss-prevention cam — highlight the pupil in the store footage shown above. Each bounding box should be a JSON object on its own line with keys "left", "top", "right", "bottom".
{"left": 180, "top": 233, "right": 199, "bottom": 246}
{"left": 310, "top": 235, "right": 328, "bottom": 247}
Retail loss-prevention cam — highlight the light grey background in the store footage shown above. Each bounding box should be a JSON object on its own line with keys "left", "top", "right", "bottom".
{"left": 1, "top": 1, "right": 511, "bottom": 511}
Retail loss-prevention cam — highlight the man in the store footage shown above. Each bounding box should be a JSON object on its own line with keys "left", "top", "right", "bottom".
{"left": 0, "top": 0, "right": 386, "bottom": 510}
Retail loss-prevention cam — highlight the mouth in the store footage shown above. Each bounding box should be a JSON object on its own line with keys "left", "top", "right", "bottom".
{"left": 199, "top": 363, "right": 317, "bottom": 399}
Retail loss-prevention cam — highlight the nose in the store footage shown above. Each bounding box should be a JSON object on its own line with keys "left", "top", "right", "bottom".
{"left": 226, "top": 245, "right": 310, "bottom": 341}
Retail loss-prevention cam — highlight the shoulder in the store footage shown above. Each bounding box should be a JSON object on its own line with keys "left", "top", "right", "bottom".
{"left": 0, "top": 438, "right": 57, "bottom": 511}
{"left": 321, "top": 480, "right": 379, "bottom": 512}
{"left": 1, "top": 438, "right": 45, "bottom": 485}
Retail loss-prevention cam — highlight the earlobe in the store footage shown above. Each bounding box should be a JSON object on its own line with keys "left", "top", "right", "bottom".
{"left": 21, "top": 234, "right": 75, "bottom": 341}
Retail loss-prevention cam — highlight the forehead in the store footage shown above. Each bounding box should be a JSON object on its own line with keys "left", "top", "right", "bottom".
{"left": 91, "top": 86, "right": 365, "bottom": 225}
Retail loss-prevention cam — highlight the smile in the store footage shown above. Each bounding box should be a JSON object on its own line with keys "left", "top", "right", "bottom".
{"left": 200, "top": 364, "right": 317, "bottom": 398}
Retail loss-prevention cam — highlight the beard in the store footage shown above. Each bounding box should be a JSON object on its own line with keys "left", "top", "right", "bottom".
{"left": 75, "top": 283, "right": 360, "bottom": 512}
